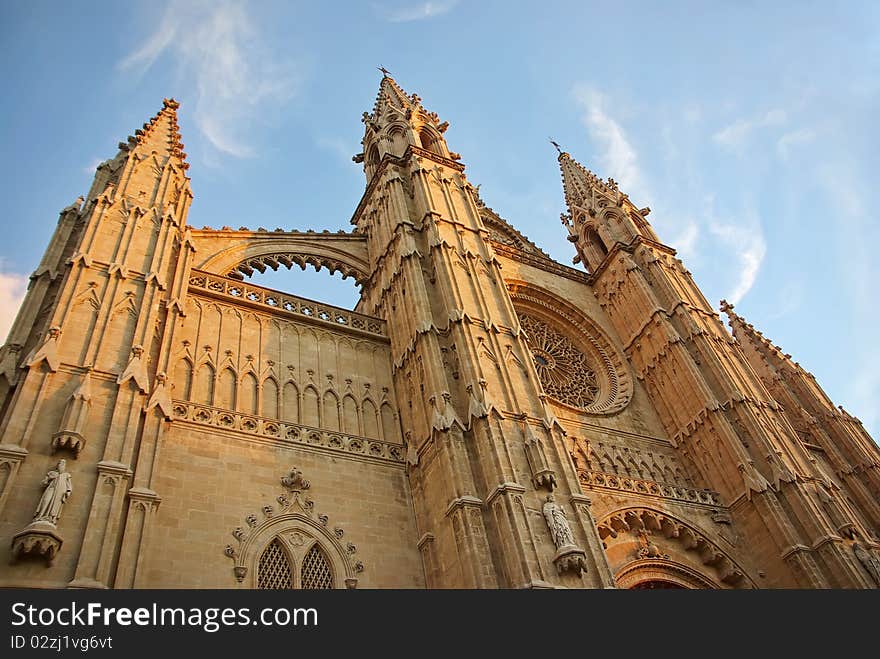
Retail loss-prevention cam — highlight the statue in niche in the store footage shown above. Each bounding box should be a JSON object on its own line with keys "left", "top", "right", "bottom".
{"left": 543, "top": 494, "right": 576, "bottom": 549}
{"left": 34, "top": 459, "right": 73, "bottom": 525}
{"left": 852, "top": 542, "right": 880, "bottom": 585}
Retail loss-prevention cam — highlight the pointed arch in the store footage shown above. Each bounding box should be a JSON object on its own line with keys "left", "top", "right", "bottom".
{"left": 596, "top": 507, "right": 756, "bottom": 589}
{"left": 418, "top": 126, "right": 443, "bottom": 155}
{"left": 322, "top": 390, "right": 340, "bottom": 431}
{"left": 262, "top": 377, "right": 279, "bottom": 419}
{"left": 342, "top": 394, "right": 359, "bottom": 435}
{"left": 627, "top": 456, "right": 642, "bottom": 478}
{"left": 240, "top": 372, "right": 258, "bottom": 415}
{"left": 380, "top": 402, "right": 399, "bottom": 443}
{"left": 302, "top": 386, "right": 320, "bottom": 427}
{"left": 301, "top": 544, "right": 334, "bottom": 590}
{"left": 174, "top": 358, "right": 193, "bottom": 401}
{"left": 362, "top": 398, "right": 379, "bottom": 439}
{"left": 367, "top": 143, "right": 380, "bottom": 166}
{"left": 216, "top": 367, "right": 237, "bottom": 410}
{"left": 257, "top": 538, "right": 292, "bottom": 589}
{"left": 283, "top": 381, "right": 300, "bottom": 423}
{"left": 194, "top": 363, "right": 215, "bottom": 406}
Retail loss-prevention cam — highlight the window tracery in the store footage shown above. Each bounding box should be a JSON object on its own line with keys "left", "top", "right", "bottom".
{"left": 258, "top": 539, "right": 292, "bottom": 589}
{"left": 518, "top": 312, "right": 600, "bottom": 410}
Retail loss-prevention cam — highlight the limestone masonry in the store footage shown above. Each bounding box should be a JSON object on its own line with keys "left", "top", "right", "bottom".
{"left": 1, "top": 76, "right": 879, "bottom": 589}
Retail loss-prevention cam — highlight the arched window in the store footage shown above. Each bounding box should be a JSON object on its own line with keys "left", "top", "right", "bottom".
{"left": 283, "top": 382, "right": 300, "bottom": 423}
{"left": 302, "top": 387, "right": 320, "bottom": 427}
{"left": 195, "top": 364, "right": 215, "bottom": 406}
{"left": 262, "top": 378, "right": 279, "bottom": 419}
{"left": 342, "top": 395, "right": 359, "bottom": 434}
{"left": 255, "top": 538, "right": 335, "bottom": 589}
{"left": 174, "top": 359, "right": 193, "bottom": 400}
{"left": 586, "top": 227, "right": 608, "bottom": 257}
{"left": 418, "top": 128, "right": 441, "bottom": 155}
{"left": 362, "top": 399, "right": 379, "bottom": 438}
{"left": 240, "top": 372, "right": 258, "bottom": 415}
{"left": 217, "top": 368, "right": 237, "bottom": 410}
{"left": 367, "top": 144, "right": 380, "bottom": 166}
{"left": 257, "top": 539, "right": 292, "bottom": 589}
{"left": 301, "top": 545, "right": 334, "bottom": 589}
{"left": 322, "top": 390, "right": 340, "bottom": 431}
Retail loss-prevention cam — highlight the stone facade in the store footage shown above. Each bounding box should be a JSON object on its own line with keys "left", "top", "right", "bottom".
{"left": 0, "top": 77, "right": 878, "bottom": 589}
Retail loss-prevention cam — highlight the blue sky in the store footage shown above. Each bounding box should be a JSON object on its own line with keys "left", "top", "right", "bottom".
{"left": 1, "top": 1, "right": 878, "bottom": 436}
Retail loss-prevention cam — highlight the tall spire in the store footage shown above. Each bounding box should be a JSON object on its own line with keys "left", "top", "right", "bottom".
{"left": 84, "top": 98, "right": 193, "bottom": 222}
{"left": 557, "top": 149, "right": 624, "bottom": 213}
{"left": 556, "top": 148, "right": 658, "bottom": 272}
{"left": 371, "top": 74, "right": 422, "bottom": 118}
{"left": 119, "top": 98, "right": 189, "bottom": 169}
{"left": 357, "top": 73, "right": 455, "bottom": 182}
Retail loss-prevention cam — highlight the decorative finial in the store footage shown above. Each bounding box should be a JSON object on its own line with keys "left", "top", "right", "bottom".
{"left": 549, "top": 138, "right": 562, "bottom": 154}
{"left": 378, "top": 66, "right": 391, "bottom": 77}
{"left": 720, "top": 299, "right": 733, "bottom": 313}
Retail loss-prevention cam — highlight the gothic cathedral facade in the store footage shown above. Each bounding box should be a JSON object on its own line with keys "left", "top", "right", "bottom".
{"left": 1, "top": 76, "right": 879, "bottom": 589}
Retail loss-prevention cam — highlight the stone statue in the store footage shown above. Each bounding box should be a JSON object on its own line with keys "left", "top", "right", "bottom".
{"left": 852, "top": 542, "right": 880, "bottom": 586}
{"left": 34, "top": 459, "right": 72, "bottom": 525}
{"left": 543, "top": 494, "right": 575, "bottom": 549}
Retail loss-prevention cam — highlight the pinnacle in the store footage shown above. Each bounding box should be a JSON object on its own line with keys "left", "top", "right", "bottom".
{"left": 119, "top": 98, "right": 189, "bottom": 171}
{"left": 371, "top": 73, "right": 419, "bottom": 118}
{"left": 557, "top": 149, "right": 620, "bottom": 213}
{"left": 721, "top": 302, "right": 797, "bottom": 371}
{"left": 367, "top": 71, "right": 444, "bottom": 130}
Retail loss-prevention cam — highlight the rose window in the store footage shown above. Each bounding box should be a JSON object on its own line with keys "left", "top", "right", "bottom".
{"left": 518, "top": 312, "right": 600, "bottom": 410}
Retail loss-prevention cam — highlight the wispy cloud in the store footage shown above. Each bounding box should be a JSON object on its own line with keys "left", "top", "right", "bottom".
{"left": 713, "top": 109, "right": 786, "bottom": 153}
{"left": 670, "top": 221, "right": 700, "bottom": 260}
{"left": 776, "top": 128, "right": 816, "bottom": 160}
{"left": 572, "top": 85, "right": 642, "bottom": 193}
{"left": 709, "top": 215, "right": 767, "bottom": 305}
{"left": 316, "top": 136, "right": 357, "bottom": 167}
{"left": 0, "top": 267, "right": 28, "bottom": 343}
{"left": 376, "top": 1, "right": 459, "bottom": 22}
{"left": 766, "top": 279, "right": 805, "bottom": 320}
{"left": 120, "top": 0, "right": 302, "bottom": 159}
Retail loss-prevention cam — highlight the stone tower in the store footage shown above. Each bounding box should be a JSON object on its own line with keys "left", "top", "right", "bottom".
{"left": 352, "top": 74, "right": 613, "bottom": 587}
{"left": 559, "top": 149, "right": 879, "bottom": 587}
{"left": 0, "top": 77, "right": 878, "bottom": 589}
{"left": 0, "top": 99, "right": 194, "bottom": 585}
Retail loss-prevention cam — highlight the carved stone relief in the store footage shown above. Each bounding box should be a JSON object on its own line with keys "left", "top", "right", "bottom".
{"left": 223, "top": 466, "right": 364, "bottom": 588}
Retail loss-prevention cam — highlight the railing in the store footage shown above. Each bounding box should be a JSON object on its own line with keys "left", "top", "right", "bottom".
{"left": 188, "top": 270, "right": 386, "bottom": 338}
{"left": 578, "top": 469, "right": 721, "bottom": 507}
{"left": 171, "top": 400, "right": 405, "bottom": 465}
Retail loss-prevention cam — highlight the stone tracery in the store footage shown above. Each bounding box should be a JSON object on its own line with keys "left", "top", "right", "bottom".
{"left": 518, "top": 312, "right": 600, "bottom": 409}
{"left": 508, "top": 281, "right": 633, "bottom": 415}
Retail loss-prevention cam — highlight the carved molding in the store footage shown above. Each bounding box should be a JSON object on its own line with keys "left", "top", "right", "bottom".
{"left": 508, "top": 282, "right": 633, "bottom": 415}
{"left": 578, "top": 470, "right": 721, "bottom": 507}
{"left": 597, "top": 507, "right": 753, "bottom": 588}
{"left": 171, "top": 401, "right": 405, "bottom": 465}
{"left": 191, "top": 229, "right": 370, "bottom": 284}
{"left": 188, "top": 270, "right": 386, "bottom": 338}
{"left": 224, "top": 466, "right": 364, "bottom": 587}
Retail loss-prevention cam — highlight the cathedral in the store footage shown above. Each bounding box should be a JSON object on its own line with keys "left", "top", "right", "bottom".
{"left": 1, "top": 74, "right": 878, "bottom": 590}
